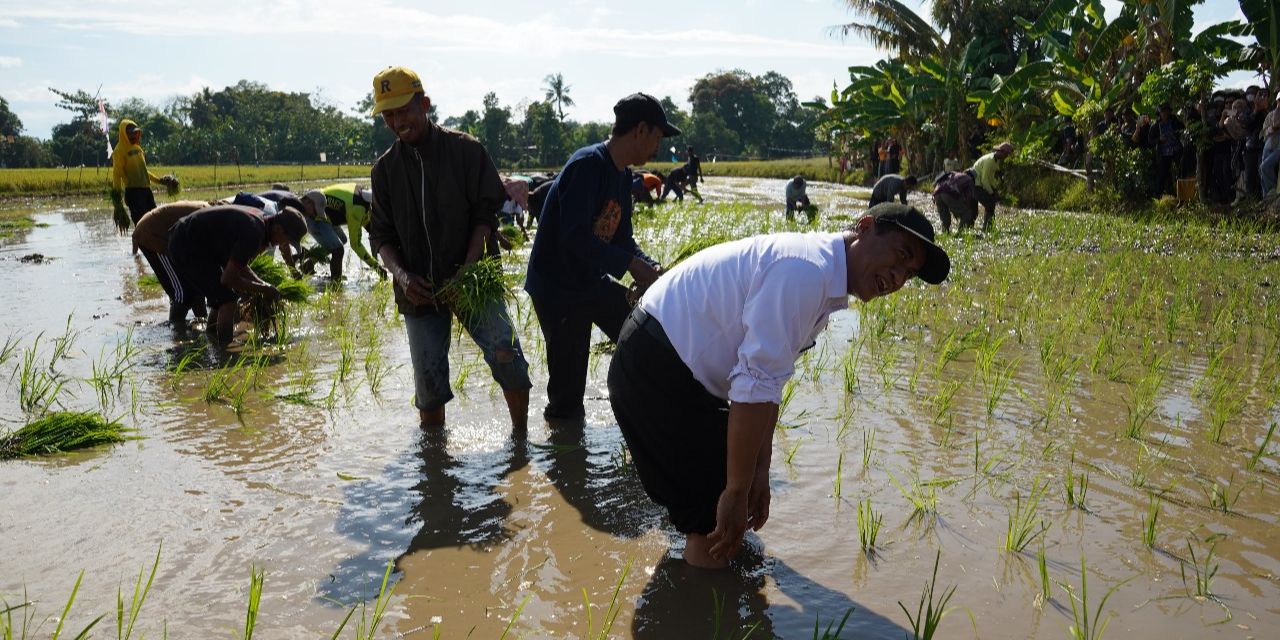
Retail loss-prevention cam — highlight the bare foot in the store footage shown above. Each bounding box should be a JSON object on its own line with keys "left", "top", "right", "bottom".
{"left": 683, "top": 533, "right": 729, "bottom": 569}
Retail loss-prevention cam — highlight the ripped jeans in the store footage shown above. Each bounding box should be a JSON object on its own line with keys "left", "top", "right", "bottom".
{"left": 403, "top": 299, "right": 532, "bottom": 411}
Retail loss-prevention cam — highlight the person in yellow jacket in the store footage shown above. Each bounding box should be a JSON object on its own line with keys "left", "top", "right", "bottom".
{"left": 967, "top": 141, "right": 1014, "bottom": 231}
{"left": 111, "top": 119, "right": 177, "bottom": 232}
{"left": 306, "top": 183, "right": 387, "bottom": 279}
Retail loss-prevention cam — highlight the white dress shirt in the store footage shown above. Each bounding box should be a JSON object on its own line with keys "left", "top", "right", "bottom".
{"left": 640, "top": 232, "right": 849, "bottom": 404}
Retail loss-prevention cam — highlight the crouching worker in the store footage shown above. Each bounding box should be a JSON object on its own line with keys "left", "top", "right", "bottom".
{"left": 784, "top": 175, "right": 813, "bottom": 222}
{"left": 608, "top": 203, "right": 950, "bottom": 568}
{"left": 132, "top": 200, "right": 216, "bottom": 325}
{"left": 932, "top": 170, "right": 979, "bottom": 233}
{"left": 167, "top": 205, "right": 308, "bottom": 343}
{"left": 367, "top": 65, "right": 532, "bottom": 430}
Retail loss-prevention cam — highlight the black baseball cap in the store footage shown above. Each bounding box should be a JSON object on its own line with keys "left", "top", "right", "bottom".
{"left": 866, "top": 202, "right": 950, "bottom": 284}
{"left": 270, "top": 207, "right": 309, "bottom": 256}
{"left": 613, "top": 93, "right": 681, "bottom": 137}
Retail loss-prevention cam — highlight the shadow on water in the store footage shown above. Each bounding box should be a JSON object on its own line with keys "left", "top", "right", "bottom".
{"left": 536, "top": 418, "right": 663, "bottom": 537}
{"left": 319, "top": 427, "right": 528, "bottom": 604}
{"left": 631, "top": 541, "right": 907, "bottom": 639}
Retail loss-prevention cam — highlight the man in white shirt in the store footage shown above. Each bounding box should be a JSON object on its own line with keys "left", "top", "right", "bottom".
{"left": 607, "top": 202, "right": 949, "bottom": 568}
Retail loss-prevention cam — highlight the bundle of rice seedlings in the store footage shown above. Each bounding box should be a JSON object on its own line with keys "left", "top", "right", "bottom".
{"left": 161, "top": 174, "right": 182, "bottom": 197}
{"left": 249, "top": 254, "right": 312, "bottom": 303}
{"left": 437, "top": 258, "right": 510, "bottom": 323}
{"left": 669, "top": 235, "right": 729, "bottom": 267}
{"left": 499, "top": 224, "right": 525, "bottom": 248}
{"left": 138, "top": 274, "right": 162, "bottom": 289}
{"left": 0, "top": 411, "right": 134, "bottom": 459}
{"left": 109, "top": 189, "right": 130, "bottom": 234}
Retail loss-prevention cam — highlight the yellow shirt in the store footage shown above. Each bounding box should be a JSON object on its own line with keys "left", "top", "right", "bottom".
{"left": 971, "top": 152, "right": 1003, "bottom": 193}
{"left": 111, "top": 119, "right": 162, "bottom": 191}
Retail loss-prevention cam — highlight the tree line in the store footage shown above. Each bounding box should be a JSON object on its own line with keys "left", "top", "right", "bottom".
{"left": 0, "top": 70, "right": 827, "bottom": 170}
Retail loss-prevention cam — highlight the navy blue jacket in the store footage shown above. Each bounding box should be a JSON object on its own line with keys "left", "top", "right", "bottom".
{"left": 525, "top": 143, "right": 653, "bottom": 303}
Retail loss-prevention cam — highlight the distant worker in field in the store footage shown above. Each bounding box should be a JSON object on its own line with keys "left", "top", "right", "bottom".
{"left": 166, "top": 205, "right": 308, "bottom": 343}
{"left": 131, "top": 200, "right": 215, "bottom": 325}
{"left": 632, "top": 171, "right": 663, "bottom": 206}
{"left": 112, "top": 119, "right": 180, "bottom": 308}
{"left": 319, "top": 183, "right": 386, "bottom": 278}
{"left": 525, "top": 92, "right": 673, "bottom": 422}
{"left": 932, "top": 170, "right": 979, "bottom": 233}
{"left": 684, "top": 146, "right": 704, "bottom": 201}
{"left": 366, "top": 65, "right": 532, "bottom": 430}
{"left": 608, "top": 203, "right": 950, "bottom": 568}
{"left": 112, "top": 119, "right": 179, "bottom": 232}
{"left": 868, "top": 173, "right": 918, "bottom": 207}
{"left": 968, "top": 141, "right": 1015, "bottom": 231}
{"left": 784, "top": 175, "right": 813, "bottom": 222}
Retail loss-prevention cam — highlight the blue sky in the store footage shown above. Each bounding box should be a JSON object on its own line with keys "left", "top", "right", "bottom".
{"left": 0, "top": 0, "right": 1258, "bottom": 141}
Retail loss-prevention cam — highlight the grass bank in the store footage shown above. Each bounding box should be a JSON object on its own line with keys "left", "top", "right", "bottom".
{"left": 0, "top": 164, "right": 374, "bottom": 198}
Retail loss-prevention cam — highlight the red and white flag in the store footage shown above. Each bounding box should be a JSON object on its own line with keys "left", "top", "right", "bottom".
{"left": 98, "top": 100, "right": 112, "bottom": 159}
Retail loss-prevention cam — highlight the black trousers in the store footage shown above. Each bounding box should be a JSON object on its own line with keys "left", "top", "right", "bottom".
{"left": 125, "top": 187, "right": 183, "bottom": 307}
{"left": 608, "top": 308, "right": 728, "bottom": 534}
{"left": 531, "top": 287, "right": 632, "bottom": 420}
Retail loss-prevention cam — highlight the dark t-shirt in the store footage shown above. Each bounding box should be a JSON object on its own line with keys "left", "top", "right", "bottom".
{"left": 170, "top": 205, "right": 267, "bottom": 267}
{"left": 257, "top": 190, "right": 307, "bottom": 215}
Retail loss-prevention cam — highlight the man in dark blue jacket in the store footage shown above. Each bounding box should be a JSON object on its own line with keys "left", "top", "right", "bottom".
{"left": 525, "top": 93, "right": 676, "bottom": 421}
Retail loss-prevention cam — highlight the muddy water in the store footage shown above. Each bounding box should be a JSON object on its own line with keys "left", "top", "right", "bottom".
{"left": 1, "top": 179, "right": 1278, "bottom": 639}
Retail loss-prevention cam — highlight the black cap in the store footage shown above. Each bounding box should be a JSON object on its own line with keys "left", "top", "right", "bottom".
{"left": 613, "top": 93, "right": 681, "bottom": 137}
{"left": 270, "top": 206, "right": 309, "bottom": 256}
{"left": 866, "top": 202, "right": 950, "bottom": 285}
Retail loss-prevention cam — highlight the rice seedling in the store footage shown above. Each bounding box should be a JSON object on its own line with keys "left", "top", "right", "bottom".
{"left": 116, "top": 545, "right": 161, "bottom": 640}
{"left": 861, "top": 425, "right": 876, "bottom": 471}
{"left": 582, "top": 559, "right": 631, "bottom": 640}
{"left": 898, "top": 551, "right": 955, "bottom": 640}
{"left": 1141, "top": 495, "right": 1161, "bottom": 548}
{"left": 811, "top": 609, "right": 853, "bottom": 639}
{"left": 983, "top": 358, "right": 1020, "bottom": 417}
{"left": 933, "top": 327, "right": 980, "bottom": 374}
{"left": 330, "top": 560, "right": 398, "bottom": 640}
{"left": 707, "top": 588, "right": 763, "bottom": 640}
{"left": 840, "top": 345, "right": 860, "bottom": 396}
{"left": 1058, "top": 556, "right": 1131, "bottom": 640}
{"left": 1064, "top": 462, "right": 1089, "bottom": 510}
{"left": 668, "top": 235, "right": 729, "bottom": 267}
{"left": 1246, "top": 422, "right": 1276, "bottom": 472}
{"left": 0, "top": 411, "right": 134, "bottom": 459}
{"left": 1004, "top": 479, "right": 1049, "bottom": 552}
{"left": 48, "top": 314, "right": 79, "bottom": 368}
{"left": 778, "top": 378, "right": 798, "bottom": 417}
{"left": 832, "top": 451, "right": 844, "bottom": 497}
{"left": 336, "top": 326, "right": 356, "bottom": 383}
{"left": 1203, "top": 371, "right": 1246, "bottom": 445}
{"left": 1200, "top": 473, "right": 1246, "bottom": 513}
{"left": 1037, "top": 547, "right": 1050, "bottom": 604}
{"left": 784, "top": 440, "right": 802, "bottom": 467}
{"left": 856, "top": 499, "right": 882, "bottom": 551}
{"left": 87, "top": 328, "right": 140, "bottom": 412}
{"left": 436, "top": 258, "right": 510, "bottom": 324}
{"left": 0, "top": 332, "right": 20, "bottom": 369}
{"left": 248, "top": 254, "right": 312, "bottom": 302}
{"left": 1180, "top": 533, "right": 1224, "bottom": 599}
{"left": 18, "top": 338, "right": 67, "bottom": 416}
{"left": 888, "top": 469, "right": 940, "bottom": 523}
{"left": 242, "top": 565, "right": 265, "bottom": 640}
{"left": 497, "top": 594, "right": 531, "bottom": 640}
{"left": 928, "top": 381, "right": 961, "bottom": 426}
{"left": 1122, "top": 353, "right": 1167, "bottom": 440}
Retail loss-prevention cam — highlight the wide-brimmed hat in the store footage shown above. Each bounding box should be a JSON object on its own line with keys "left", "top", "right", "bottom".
{"left": 866, "top": 202, "right": 950, "bottom": 285}
{"left": 370, "top": 66, "right": 424, "bottom": 116}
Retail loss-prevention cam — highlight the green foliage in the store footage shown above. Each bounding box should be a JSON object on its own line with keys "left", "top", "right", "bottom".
{"left": 249, "top": 254, "right": 312, "bottom": 303}
{"left": 436, "top": 258, "right": 511, "bottom": 324}
{"left": 1136, "top": 61, "right": 1215, "bottom": 116}
{"left": 0, "top": 409, "right": 132, "bottom": 460}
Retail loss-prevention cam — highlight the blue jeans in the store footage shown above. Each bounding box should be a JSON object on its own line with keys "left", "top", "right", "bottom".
{"left": 403, "top": 299, "right": 532, "bottom": 411}
{"left": 1260, "top": 144, "right": 1280, "bottom": 197}
{"left": 306, "top": 217, "right": 347, "bottom": 253}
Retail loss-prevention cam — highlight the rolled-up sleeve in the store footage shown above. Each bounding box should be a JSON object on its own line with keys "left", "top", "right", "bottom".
{"left": 728, "top": 259, "right": 827, "bottom": 404}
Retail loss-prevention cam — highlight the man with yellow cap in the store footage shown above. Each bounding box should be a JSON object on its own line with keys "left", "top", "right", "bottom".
{"left": 366, "top": 66, "right": 532, "bottom": 431}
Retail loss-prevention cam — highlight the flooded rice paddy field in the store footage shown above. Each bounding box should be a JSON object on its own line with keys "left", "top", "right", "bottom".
{"left": 1, "top": 177, "right": 1278, "bottom": 638}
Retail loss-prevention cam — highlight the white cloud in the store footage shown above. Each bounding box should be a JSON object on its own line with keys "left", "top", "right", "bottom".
{"left": 0, "top": 56, "right": 21, "bottom": 68}
{"left": 0, "top": 18, "right": 18, "bottom": 28}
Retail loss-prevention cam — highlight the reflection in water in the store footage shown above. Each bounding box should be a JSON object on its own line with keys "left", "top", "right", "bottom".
{"left": 632, "top": 542, "right": 901, "bottom": 638}
{"left": 320, "top": 428, "right": 528, "bottom": 603}
{"left": 539, "top": 418, "right": 662, "bottom": 537}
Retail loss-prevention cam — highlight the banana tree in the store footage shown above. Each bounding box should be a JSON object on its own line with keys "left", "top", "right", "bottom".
{"left": 1238, "top": 0, "right": 1279, "bottom": 92}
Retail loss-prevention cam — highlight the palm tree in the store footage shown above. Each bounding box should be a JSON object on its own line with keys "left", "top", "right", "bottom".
{"left": 829, "top": 0, "right": 943, "bottom": 62}
{"left": 543, "top": 73, "right": 575, "bottom": 122}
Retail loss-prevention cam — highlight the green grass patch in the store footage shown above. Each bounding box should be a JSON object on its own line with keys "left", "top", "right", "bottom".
{"left": 0, "top": 164, "right": 374, "bottom": 198}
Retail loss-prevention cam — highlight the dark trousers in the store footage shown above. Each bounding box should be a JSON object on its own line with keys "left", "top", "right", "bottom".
{"left": 125, "top": 187, "right": 182, "bottom": 308}
{"left": 532, "top": 287, "right": 632, "bottom": 420}
{"left": 608, "top": 308, "right": 728, "bottom": 534}
{"left": 974, "top": 186, "right": 997, "bottom": 230}
{"left": 1155, "top": 154, "right": 1177, "bottom": 196}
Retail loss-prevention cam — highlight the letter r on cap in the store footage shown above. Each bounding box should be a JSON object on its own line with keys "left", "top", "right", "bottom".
{"left": 381, "top": 80, "right": 391, "bottom": 94}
